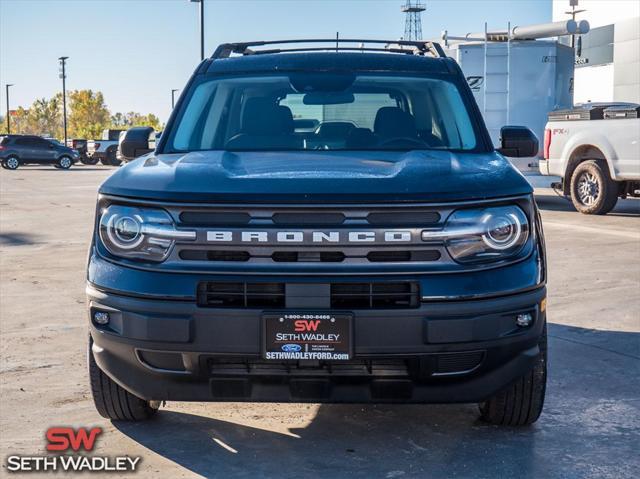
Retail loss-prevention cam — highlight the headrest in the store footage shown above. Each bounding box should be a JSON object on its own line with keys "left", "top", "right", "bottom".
{"left": 242, "top": 98, "right": 291, "bottom": 135}
{"left": 316, "top": 121, "right": 355, "bottom": 138}
{"left": 345, "top": 128, "right": 377, "bottom": 148}
{"left": 276, "top": 106, "right": 294, "bottom": 134}
{"left": 374, "top": 107, "right": 418, "bottom": 139}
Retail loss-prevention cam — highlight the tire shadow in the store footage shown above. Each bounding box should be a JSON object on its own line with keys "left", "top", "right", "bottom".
{"left": 115, "top": 404, "right": 524, "bottom": 479}
{"left": 0, "top": 231, "right": 41, "bottom": 246}
{"left": 113, "top": 325, "right": 640, "bottom": 478}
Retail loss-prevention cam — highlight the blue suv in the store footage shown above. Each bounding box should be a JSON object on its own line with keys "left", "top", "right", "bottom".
{"left": 0, "top": 135, "right": 79, "bottom": 169}
{"left": 87, "top": 39, "right": 546, "bottom": 426}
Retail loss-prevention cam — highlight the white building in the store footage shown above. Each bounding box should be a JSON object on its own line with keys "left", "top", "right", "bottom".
{"left": 552, "top": 0, "right": 640, "bottom": 103}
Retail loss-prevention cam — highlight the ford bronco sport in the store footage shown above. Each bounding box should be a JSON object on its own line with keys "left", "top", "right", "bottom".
{"left": 87, "top": 39, "right": 547, "bottom": 426}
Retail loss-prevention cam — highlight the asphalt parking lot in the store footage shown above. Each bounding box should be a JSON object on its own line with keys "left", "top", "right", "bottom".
{"left": 1, "top": 165, "right": 639, "bottom": 479}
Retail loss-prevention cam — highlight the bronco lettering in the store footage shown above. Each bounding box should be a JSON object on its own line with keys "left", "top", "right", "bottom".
{"left": 205, "top": 230, "right": 413, "bottom": 243}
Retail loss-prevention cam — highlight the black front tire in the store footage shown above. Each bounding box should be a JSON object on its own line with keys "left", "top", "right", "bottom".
{"left": 88, "top": 338, "right": 158, "bottom": 421}
{"left": 570, "top": 160, "right": 619, "bottom": 215}
{"left": 106, "top": 148, "right": 122, "bottom": 166}
{"left": 479, "top": 325, "right": 547, "bottom": 426}
{"left": 3, "top": 156, "right": 20, "bottom": 170}
{"left": 81, "top": 155, "right": 99, "bottom": 165}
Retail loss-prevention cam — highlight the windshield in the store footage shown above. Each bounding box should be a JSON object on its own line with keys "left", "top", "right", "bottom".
{"left": 166, "top": 73, "right": 478, "bottom": 152}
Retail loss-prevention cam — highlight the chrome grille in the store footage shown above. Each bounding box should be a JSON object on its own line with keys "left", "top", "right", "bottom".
{"left": 165, "top": 204, "right": 452, "bottom": 271}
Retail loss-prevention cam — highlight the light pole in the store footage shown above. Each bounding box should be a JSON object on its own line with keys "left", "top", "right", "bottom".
{"left": 58, "top": 56, "right": 69, "bottom": 144}
{"left": 5, "top": 84, "right": 13, "bottom": 134}
{"left": 190, "top": 0, "right": 205, "bottom": 61}
{"left": 171, "top": 89, "right": 179, "bottom": 109}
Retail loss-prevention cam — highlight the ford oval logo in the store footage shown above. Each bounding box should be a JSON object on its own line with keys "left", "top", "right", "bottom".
{"left": 281, "top": 344, "right": 301, "bottom": 352}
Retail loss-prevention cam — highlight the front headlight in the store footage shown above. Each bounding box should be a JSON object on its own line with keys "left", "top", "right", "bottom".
{"left": 423, "top": 205, "right": 530, "bottom": 264}
{"left": 98, "top": 205, "right": 195, "bottom": 262}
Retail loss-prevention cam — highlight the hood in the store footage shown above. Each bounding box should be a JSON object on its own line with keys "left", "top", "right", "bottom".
{"left": 99, "top": 150, "right": 532, "bottom": 203}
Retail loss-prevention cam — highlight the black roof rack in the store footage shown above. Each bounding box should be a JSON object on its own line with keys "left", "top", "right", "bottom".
{"left": 211, "top": 39, "right": 446, "bottom": 60}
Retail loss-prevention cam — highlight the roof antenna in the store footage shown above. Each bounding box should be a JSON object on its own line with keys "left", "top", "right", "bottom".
{"left": 336, "top": 32, "right": 339, "bottom": 52}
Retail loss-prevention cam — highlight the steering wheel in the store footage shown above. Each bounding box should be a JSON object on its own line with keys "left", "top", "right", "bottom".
{"left": 378, "top": 137, "right": 428, "bottom": 148}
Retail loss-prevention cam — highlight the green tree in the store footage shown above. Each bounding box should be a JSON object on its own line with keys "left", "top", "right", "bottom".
{"left": 26, "top": 96, "right": 62, "bottom": 138}
{"left": 138, "top": 113, "right": 162, "bottom": 131}
{"left": 0, "top": 90, "right": 163, "bottom": 138}
{"left": 110, "top": 111, "right": 163, "bottom": 131}
{"left": 110, "top": 112, "right": 127, "bottom": 127}
{"left": 68, "top": 90, "right": 110, "bottom": 139}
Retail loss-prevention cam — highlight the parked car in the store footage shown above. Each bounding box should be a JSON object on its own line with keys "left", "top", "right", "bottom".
{"left": 66, "top": 138, "right": 94, "bottom": 164}
{"left": 0, "top": 134, "right": 80, "bottom": 169}
{"left": 87, "top": 39, "right": 547, "bottom": 426}
{"left": 87, "top": 129, "right": 125, "bottom": 166}
{"left": 541, "top": 102, "right": 640, "bottom": 214}
{"left": 116, "top": 126, "right": 156, "bottom": 163}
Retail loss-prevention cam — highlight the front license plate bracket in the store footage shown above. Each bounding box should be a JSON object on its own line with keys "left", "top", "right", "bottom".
{"left": 262, "top": 312, "right": 352, "bottom": 361}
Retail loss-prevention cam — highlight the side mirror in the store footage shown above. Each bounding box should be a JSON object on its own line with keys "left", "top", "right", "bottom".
{"left": 497, "top": 126, "right": 539, "bottom": 158}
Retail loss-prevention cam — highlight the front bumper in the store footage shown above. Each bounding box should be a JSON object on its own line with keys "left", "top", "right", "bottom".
{"left": 88, "top": 282, "right": 546, "bottom": 403}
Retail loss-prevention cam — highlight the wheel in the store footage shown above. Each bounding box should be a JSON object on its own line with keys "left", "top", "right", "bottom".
{"left": 107, "top": 148, "right": 121, "bottom": 166}
{"left": 57, "top": 156, "right": 73, "bottom": 169}
{"left": 479, "top": 325, "right": 547, "bottom": 426}
{"left": 570, "top": 160, "right": 619, "bottom": 215}
{"left": 3, "top": 156, "right": 20, "bottom": 170}
{"left": 88, "top": 337, "right": 158, "bottom": 421}
{"left": 81, "top": 155, "right": 99, "bottom": 165}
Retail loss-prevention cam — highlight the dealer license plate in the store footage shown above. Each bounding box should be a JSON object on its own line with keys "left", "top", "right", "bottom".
{"left": 263, "top": 312, "right": 352, "bottom": 361}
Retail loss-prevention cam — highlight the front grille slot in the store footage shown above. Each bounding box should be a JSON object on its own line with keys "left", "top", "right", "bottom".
{"left": 272, "top": 251, "right": 346, "bottom": 263}
{"left": 180, "top": 250, "right": 250, "bottom": 262}
{"left": 272, "top": 212, "right": 345, "bottom": 225}
{"left": 367, "top": 250, "right": 441, "bottom": 262}
{"left": 331, "top": 282, "right": 419, "bottom": 309}
{"left": 433, "top": 351, "right": 484, "bottom": 375}
{"left": 366, "top": 211, "right": 440, "bottom": 225}
{"left": 205, "top": 354, "right": 484, "bottom": 378}
{"left": 179, "top": 211, "right": 251, "bottom": 226}
{"left": 207, "top": 358, "right": 410, "bottom": 376}
{"left": 198, "top": 281, "right": 418, "bottom": 309}
{"left": 198, "top": 282, "right": 285, "bottom": 308}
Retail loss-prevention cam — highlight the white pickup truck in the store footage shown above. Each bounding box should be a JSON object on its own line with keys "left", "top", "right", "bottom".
{"left": 87, "top": 129, "right": 125, "bottom": 166}
{"left": 540, "top": 103, "right": 640, "bottom": 214}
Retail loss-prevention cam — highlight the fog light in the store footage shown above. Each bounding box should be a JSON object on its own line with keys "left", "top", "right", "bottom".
{"left": 94, "top": 311, "right": 110, "bottom": 325}
{"left": 516, "top": 313, "right": 533, "bottom": 327}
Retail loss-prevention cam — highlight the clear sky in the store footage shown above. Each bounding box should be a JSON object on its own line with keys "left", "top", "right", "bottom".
{"left": 0, "top": 0, "right": 551, "bottom": 123}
